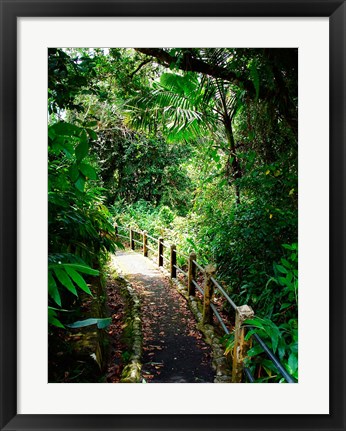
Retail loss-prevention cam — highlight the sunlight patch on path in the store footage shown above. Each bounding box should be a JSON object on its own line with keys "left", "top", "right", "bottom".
{"left": 112, "top": 250, "right": 158, "bottom": 278}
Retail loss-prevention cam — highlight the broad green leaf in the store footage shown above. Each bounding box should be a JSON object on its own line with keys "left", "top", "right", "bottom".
{"left": 64, "top": 266, "right": 92, "bottom": 295}
{"left": 290, "top": 341, "right": 298, "bottom": 353}
{"left": 244, "top": 319, "right": 265, "bottom": 330}
{"left": 48, "top": 314, "right": 65, "bottom": 328}
{"left": 74, "top": 176, "right": 85, "bottom": 192}
{"left": 247, "top": 344, "right": 264, "bottom": 357}
{"left": 260, "top": 359, "right": 277, "bottom": 375}
{"left": 48, "top": 193, "right": 69, "bottom": 208}
{"left": 69, "top": 164, "right": 80, "bottom": 182}
{"left": 278, "top": 341, "right": 286, "bottom": 361}
{"left": 287, "top": 352, "right": 298, "bottom": 374}
{"left": 48, "top": 127, "right": 56, "bottom": 140}
{"left": 86, "top": 128, "right": 98, "bottom": 141}
{"left": 75, "top": 138, "right": 89, "bottom": 162}
{"left": 86, "top": 120, "right": 98, "bottom": 127}
{"left": 281, "top": 258, "right": 291, "bottom": 268}
{"left": 278, "top": 276, "right": 287, "bottom": 285}
{"left": 280, "top": 303, "right": 291, "bottom": 310}
{"left": 62, "top": 264, "right": 99, "bottom": 276}
{"left": 80, "top": 129, "right": 88, "bottom": 144}
{"left": 48, "top": 271, "right": 61, "bottom": 306}
{"left": 244, "top": 329, "right": 258, "bottom": 341}
{"left": 66, "top": 317, "right": 111, "bottom": 329}
{"left": 96, "top": 318, "right": 112, "bottom": 329}
{"left": 62, "top": 142, "right": 75, "bottom": 158}
{"left": 269, "top": 328, "right": 279, "bottom": 353}
{"left": 48, "top": 309, "right": 64, "bottom": 328}
{"left": 79, "top": 162, "right": 97, "bottom": 180}
{"left": 286, "top": 271, "right": 293, "bottom": 285}
{"left": 53, "top": 268, "right": 78, "bottom": 296}
{"left": 51, "top": 122, "right": 81, "bottom": 137}
{"left": 51, "top": 141, "right": 64, "bottom": 154}
{"left": 275, "top": 264, "right": 288, "bottom": 274}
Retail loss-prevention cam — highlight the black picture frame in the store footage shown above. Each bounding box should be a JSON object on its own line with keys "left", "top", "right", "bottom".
{"left": 1, "top": 1, "right": 345, "bottom": 430}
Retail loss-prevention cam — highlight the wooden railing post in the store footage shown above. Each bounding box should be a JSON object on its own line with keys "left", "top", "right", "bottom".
{"left": 158, "top": 237, "right": 164, "bottom": 267}
{"left": 170, "top": 244, "right": 176, "bottom": 278}
{"left": 232, "top": 305, "right": 254, "bottom": 383}
{"left": 188, "top": 252, "right": 197, "bottom": 296}
{"left": 143, "top": 231, "right": 148, "bottom": 257}
{"left": 202, "top": 264, "right": 216, "bottom": 325}
{"left": 130, "top": 229, "right": 135, "bottom": 250}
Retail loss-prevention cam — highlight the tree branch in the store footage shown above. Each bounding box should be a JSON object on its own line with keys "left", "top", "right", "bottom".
{"left": 135, "top": 48, "right": 254, "bottom": 95}
{"left": 129, "top": 59, "right": 152, "bottom": 79}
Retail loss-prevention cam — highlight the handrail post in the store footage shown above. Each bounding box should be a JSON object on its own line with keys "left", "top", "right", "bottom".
{"left": 232, "top": 305, "right": 254, "bottom": 383}
{"left": 158, "top": 237, "right": 164, "bottom": 267}
{"left": 202, "top": 264, "right": 216, "bottom": 325}
{"left": 130, "top": 229, "right": 135, "bottom": 250}
{"left": 143, "top": 231, "right": 148, "bottom": 257}
{"left": 170, "top": 244, "right": 176, "bottom": 278}
{"left": 188, "top": 252, "right": 197, "bottom": 296}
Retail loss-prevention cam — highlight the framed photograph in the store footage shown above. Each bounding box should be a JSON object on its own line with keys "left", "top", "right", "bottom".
{"left": 1, "top": 0, "right": 345, "bottom": 430}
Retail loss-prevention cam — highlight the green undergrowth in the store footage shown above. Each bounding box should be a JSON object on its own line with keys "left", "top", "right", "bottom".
{"left": 48, "top": 278, "right": 110, "bottom": 383}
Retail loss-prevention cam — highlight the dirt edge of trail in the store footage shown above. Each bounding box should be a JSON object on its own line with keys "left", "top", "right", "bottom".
{"left": 106, "top": 266, "right": 143, "bottom": 383}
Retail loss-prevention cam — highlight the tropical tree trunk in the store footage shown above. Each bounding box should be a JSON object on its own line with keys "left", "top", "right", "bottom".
{"left": 223, "top": 117, "right": 241, "bottom": 204}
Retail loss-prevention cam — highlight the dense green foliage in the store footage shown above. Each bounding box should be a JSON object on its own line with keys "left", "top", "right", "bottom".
{"left": 48, "top": 49, "right": 118, "bottom": 329}
{"left": 48, "top": 47, "right": 298, "bottom": 382}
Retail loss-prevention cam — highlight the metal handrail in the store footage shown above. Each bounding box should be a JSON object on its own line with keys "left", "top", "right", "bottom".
{"left": 210, "top": 303, "right": 230, "bottom": 335}
{"left": 244, "top": 367, "right": 255, "bottom": 383}
{"left": 174, "top": 265, "right": 188, "bottom": 277}
{"left": 147, "top": 234, "right": 158, "bottom": 242}
{"left": 160, "top": 254, "right": 170, "bottom": 263}
{"left": 192, "top": 279, "right": 203, "bottom": 295}
{"left": 192, "top": 259, "right": 205, "bottom": 273}
{"left": 210, "top": 276, "right": 237, "bottom": 311}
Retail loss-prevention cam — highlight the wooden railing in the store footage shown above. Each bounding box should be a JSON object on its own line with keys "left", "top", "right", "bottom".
{"left": 115, "top": 224, "right": 296, "bottom": 383}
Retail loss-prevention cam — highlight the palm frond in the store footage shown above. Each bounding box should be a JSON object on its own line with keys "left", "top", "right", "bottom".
{"left": 124, "top": 74, "right": 213, "bottom": 141}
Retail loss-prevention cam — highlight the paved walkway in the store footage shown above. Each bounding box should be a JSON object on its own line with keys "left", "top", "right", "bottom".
{"left": 112, "top": 250, "right": 214, "bottom": 383}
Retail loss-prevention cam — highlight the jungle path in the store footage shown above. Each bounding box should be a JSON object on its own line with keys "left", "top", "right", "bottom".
{"left": 112, "top": 250, "right": 214, "bottom": 383}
